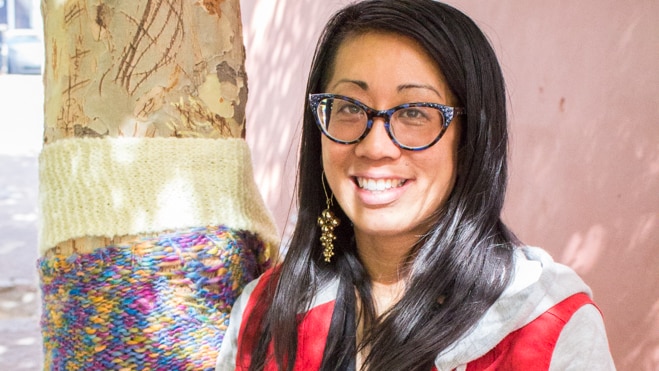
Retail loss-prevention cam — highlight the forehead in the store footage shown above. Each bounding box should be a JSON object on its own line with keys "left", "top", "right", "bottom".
{"left": 326, "top": 31, "right": 452, "bottom": 103}
{"left": 335, "top": 31, "right": 433, "bottom": 70}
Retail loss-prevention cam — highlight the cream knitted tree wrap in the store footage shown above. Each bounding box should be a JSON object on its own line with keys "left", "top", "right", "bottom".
{"left": 38, "top": 136, "right": 279, "bottom": 255}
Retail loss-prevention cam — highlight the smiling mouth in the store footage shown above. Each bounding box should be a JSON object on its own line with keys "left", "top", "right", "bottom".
{"left": 355, "top": 177, "right": 406, "bottom": 191}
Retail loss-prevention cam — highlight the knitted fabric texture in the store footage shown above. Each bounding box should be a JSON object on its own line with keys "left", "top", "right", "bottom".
{"left": 39, "top": 225, "right": 270, "bottom": 370}
{"left": 38, "top": 137, "right": 279, "bottom": 255}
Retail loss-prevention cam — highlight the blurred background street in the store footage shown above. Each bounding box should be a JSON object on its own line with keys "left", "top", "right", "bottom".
{"left": 0, "top": 0, "right": 44, "bottom": 367}
{"left": 0, "top": 73, "right": 43, "bottom": 370}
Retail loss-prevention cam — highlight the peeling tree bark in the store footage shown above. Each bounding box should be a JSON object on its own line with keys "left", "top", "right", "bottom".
{"left": 43, "top": 0, "right": 247, "bottom": 143}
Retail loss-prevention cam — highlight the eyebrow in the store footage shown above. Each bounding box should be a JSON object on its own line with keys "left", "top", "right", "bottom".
{"left": 330, "top": 79, "right": 368, "bottom": 90}
{"left": 329, "top": 79, "right": 443, "bottom": 99}
{"left": 397, "top": 83, "right": 443, "bottom": 99}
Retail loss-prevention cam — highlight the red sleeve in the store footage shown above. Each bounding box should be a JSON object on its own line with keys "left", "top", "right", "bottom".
{"left": 235, "top": 269, "right": 336, "bottom": 370}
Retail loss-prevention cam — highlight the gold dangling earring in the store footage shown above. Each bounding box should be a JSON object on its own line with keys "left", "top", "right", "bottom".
{"left": 318, "top": 173, "right": 340, "bottom": 262}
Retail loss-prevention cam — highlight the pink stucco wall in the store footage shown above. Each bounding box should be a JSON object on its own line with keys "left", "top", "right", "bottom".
{"left": 240, "top": 1, "right": 659, "bottom": 369}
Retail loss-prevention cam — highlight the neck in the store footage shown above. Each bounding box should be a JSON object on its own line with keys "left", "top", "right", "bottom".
{"left": 355, "top": 231, "right": 417, "bottom": 279}
{"left": 354, "top": 231, "right": 418, "bottom": 314}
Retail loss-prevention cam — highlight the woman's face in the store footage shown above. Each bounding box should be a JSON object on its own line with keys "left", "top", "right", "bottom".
{"left": 321, "top": 32, "right": 461, "bottom": 250}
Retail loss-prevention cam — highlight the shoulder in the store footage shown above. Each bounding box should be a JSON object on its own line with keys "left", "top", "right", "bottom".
{"left": 549, "top": 304, "right": 616, "bottom": 370}
{"left": 434, "top": 247, "right": 610, "bottom": 370}
{"left": 215, "top": 269, "right": 275, "bottom": 371}
{"left": 463, "top": 293, "right": 615, "bottom": 370}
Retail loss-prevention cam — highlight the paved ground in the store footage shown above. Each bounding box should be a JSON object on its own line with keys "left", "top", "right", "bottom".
{"left": 0, "top": 73, "right": 44, "bottom": 370}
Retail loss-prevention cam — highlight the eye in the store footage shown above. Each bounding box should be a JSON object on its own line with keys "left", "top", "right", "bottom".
{"left": 398, "top": 107, "right": 429, "bottom": 120}
{"left": 336, "top": 101, "right": 362, "bottom": 115}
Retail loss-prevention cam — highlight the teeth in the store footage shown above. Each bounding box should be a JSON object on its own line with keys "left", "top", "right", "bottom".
{"left": 357, "top": 177, "right": 404, "bottom": 191}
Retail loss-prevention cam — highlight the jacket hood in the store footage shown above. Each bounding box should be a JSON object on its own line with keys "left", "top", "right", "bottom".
{"left": 433, "top": 246, "right": 592, "bottom": 371}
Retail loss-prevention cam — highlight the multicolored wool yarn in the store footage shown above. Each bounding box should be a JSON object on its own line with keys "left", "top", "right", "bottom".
{"left": 40, "top": 225, "right": 270, "bottom": 370}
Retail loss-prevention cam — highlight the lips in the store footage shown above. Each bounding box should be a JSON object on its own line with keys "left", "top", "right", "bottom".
{"left": 355, "top": 177, "right": 406, "bottom": 191}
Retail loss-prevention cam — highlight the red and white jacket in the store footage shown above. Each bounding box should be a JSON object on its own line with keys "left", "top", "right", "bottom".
{"left": 217, "top": 247, "right": 616, "bottom": 370}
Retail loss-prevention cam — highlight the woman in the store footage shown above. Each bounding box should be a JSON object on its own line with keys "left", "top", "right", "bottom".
{"left": 217, "top": 0, "right": 615, "bottom": 370}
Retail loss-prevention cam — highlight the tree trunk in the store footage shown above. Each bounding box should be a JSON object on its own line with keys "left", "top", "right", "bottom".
{"left": 38, "top": 0, "right": 278, "bottom": 368}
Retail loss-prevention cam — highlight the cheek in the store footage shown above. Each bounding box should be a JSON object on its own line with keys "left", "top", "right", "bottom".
{"left": 320, "top": 139, "right": 343, "bottom": 190}
{"left": 444, "top": 138, "right": 460, "bottom": 198}
{"left": 446, "top": 124, "right": 461, "bottom": 185}
{"left": 321, "top": 140, "right": 357, "bottom": 215}
{"left": 426, "top": 126, "right": 460, "bottom": 199}
{"left": 321, "top": 138, "right": 332, "bottom": 172}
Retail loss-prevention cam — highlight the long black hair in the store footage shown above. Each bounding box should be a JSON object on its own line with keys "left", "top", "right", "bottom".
{"left": 243, "top": 1, "right": 518, "bottom": 370}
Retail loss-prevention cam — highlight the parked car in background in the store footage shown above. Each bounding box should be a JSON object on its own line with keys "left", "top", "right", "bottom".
{"left": 1, "top": 29, "right": 44, "bottom": 75}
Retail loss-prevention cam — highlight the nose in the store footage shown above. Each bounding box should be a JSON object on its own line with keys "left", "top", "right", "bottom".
{"left": 354, "top": 117, "right": 401, "bottom": 159}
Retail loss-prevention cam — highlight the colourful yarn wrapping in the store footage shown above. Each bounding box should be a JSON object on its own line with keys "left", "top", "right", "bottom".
{"left": 39, "top": 225, "right": 271, "bottom": 370}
